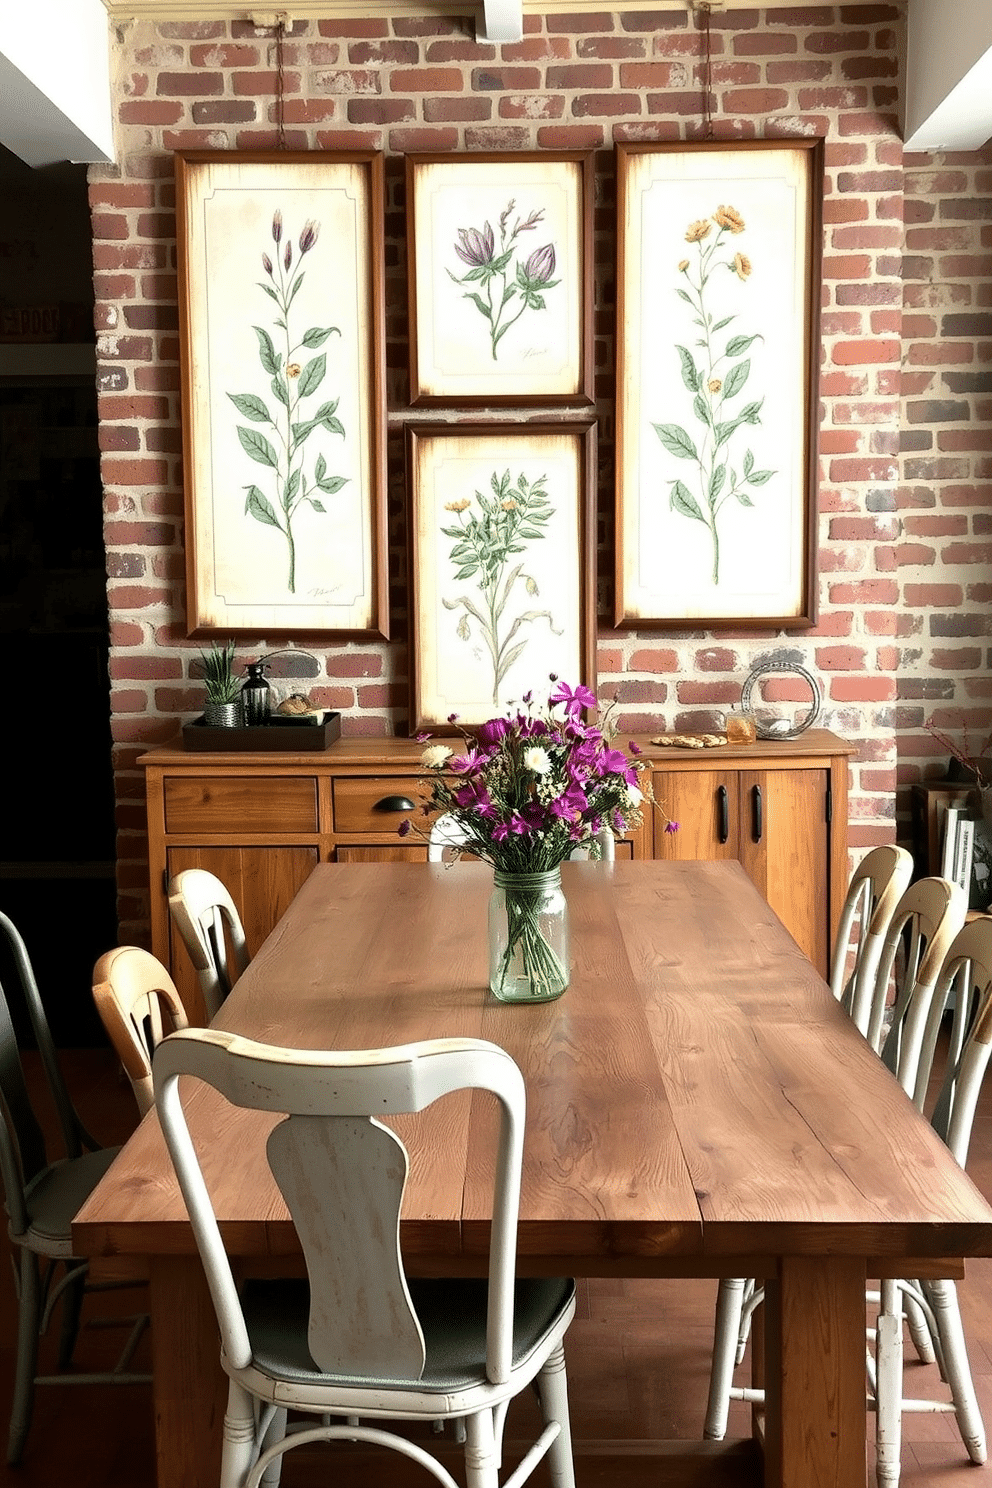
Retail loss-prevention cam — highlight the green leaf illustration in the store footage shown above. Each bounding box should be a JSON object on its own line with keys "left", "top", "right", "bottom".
{"left": 270, "top": 376, "right": 289, "bottom": 409}
{"left": 297, "top": 354, "right": 326, "bottom": 399}
{"left": 317, "top": 474, "right": 348, "bottom": 495}
{"left": 743, "top": 449, "right": 754, "bottom": 476}
{"left": 746, "top": 467, "right": 775, "bottom": 486}
{"left": 670, "top": 480, "right": 705, "bottom": 521}
{"left": 228, "top": 392, "right": 270, "bottom": 422}
{"left": 245, "top": 485, "right": 281, "bottom": 527}
{"left": 465, "top": 292, "right": 491, "bottom": 319}
{"left": 253, "top": 326, "right": 279, "bottom": 375}
{"left": 306, "top": 497, "right": 327, "bottom": 512}
{"left": 709, "top": 464, "right": 727, "bottom": 501}
{"left": 302, "top": 326, "right": 340, "bottom": 348}
{"left": 735, "top": 490, "right": 755, "bottom": 506}
{"left": 722, "top": 359, "right": 751, "bottom": 400}
{"left": 652, "top": 422, "right": 698, "bottom": 461}
{"left": 693, "top": 393, "right": 711, "bottom": 427}
{"left": 676, "top": 345, "right": 701, "bottom": 393}
{"left": 237, "top": 426, "right": 278, "bottom": 468}
{"left": 740, "top": 400, "right": 763, "bottom": 424}
{"left": 726, "top": 333, "right": 760, "bottom": 357}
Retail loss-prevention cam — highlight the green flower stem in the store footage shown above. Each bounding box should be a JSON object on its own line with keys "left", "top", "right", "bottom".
{"left": 492, "top": 875, "right": 568, "bottom": 1001}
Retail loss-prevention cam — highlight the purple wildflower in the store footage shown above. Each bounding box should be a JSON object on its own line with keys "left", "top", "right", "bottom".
{"left": 262, "top": 252, "right": 273, "bottom": 276}
{"left": 397, "top": 819, "right": 411, "bottom": 837}
{"left": 523, "top": 244, "right": 556, "bottom": 284}
{"left": 284, "top": 241, "right": 292, "bottom": 272}
{"left": 550, "top": 680, "right": 597, "bottom": 717}
{"left": 299, "top": 219, "right": 319, "bottom": 255}
{"left": 665, "top": 820, "right": 680, "bottom": 834}
{"left": 272, "top": 210, "right": 283, "bottom": 244}
{"left": 453, "top": 222, "right": 495, "bottom": 268}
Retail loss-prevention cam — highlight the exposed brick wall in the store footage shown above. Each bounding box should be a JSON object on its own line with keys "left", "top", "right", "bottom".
{"left": 88, "top": 3, "right": 991, "bottom": 941}
{"left": 898, "top": 144, "right": 992, "bottom": 806}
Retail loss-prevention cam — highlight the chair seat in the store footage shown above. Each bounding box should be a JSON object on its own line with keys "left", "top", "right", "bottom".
{"left": 19, "top": 1147, "right": 121, "bottom": 1257}
{"left": 243, "top": 1275, "right": 575, "bottom": 1391}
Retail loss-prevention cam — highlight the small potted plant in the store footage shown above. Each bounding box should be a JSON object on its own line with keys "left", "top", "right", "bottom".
{"left": 199, "top": 641, "right": 243, "bottom": 728}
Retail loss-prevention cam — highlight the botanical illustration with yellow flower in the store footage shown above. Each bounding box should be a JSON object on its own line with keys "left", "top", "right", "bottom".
{"left": 228, "top": 210, "right": 348, "bottom": 593}
{"left": 653, "top": 204, "right": 774, "bottom": 584}
{"left": 440, "top": 469, "right": 560, "bottom": 706}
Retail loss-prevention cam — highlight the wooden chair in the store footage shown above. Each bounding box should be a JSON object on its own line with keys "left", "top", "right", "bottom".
{"left": 153, "top": 1027, "right": 577, "bottom": 1488}
{"left": 0, "top": 911, "right": 149, "bottom": 1465}
{"left": 167, "top": 868, "right": 250, "bottom": 1019}
{"left": 704, "top": 852, "right": 940, "bottom": 1449}
{"left": 831, "top": 844, "right": 914, "bottom": 1037}
{"left": 92, "top": 947, "right": 189, "bottom": 1117}
{"left": 875, "top": 876, "right": 968, "bottom": 1076}
{"left": 869, "top": 915, "right": 992, "bottom": 1486}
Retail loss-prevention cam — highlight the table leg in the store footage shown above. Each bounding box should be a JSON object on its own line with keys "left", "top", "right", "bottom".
{"left": 150, "top": 1256, "right": 226, "bottom": 1488}
{"left": 762, "top": 1255, "right": 866, "bottom": 1488}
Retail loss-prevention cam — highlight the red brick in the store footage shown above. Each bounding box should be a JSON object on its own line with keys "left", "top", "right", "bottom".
{"left": 719, "top": 88, "right": 790, "bottom": 113}
{"left": 831, "top": 338, "right": 901, "bottom": 365}
{"left": 389, "top": 67, "right": 464, "bottom": 90}
{"left": 499, "top": 96, "right": 564, "bottom": 120}
{"left": 629, "top": 648, "right": 680, "bottom": 673}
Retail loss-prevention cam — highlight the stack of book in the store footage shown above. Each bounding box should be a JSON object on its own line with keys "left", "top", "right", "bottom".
{"left": 940, "top": 805, "right": 976, "bottom": 896}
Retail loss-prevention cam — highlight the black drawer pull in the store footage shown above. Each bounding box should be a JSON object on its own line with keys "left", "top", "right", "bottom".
{"left": 717, "top": 785, "right": 729, "bottom": 844}
{"left": 372, "top": 795, "right": 415, "bottom": 813}
{"left": 752, "top": 784, "right": 763, "bottom": 843}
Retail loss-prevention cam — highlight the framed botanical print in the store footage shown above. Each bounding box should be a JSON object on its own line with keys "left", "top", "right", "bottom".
{"left": 406, "top": 421, "right": 597, "bottom": 732}
{"left": 175, "top": 150, "right": 389, "bottom": 637}
{"left": 406, "top": 152, "right": 595, "bottom": 407}
{"left": 615, "top": 139, "right": 823, "bottom": 629}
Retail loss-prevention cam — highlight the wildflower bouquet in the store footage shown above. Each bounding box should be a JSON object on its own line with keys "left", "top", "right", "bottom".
{"left": 400, "top": 679, "right": 677, "bottom": 1001}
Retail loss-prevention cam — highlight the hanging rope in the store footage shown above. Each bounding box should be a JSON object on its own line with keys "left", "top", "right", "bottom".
{"left": 275, "top": 18, "right": 287, "bottom": 148}
{"left": 695, "top": 2, "right": 715, "bottom": 140}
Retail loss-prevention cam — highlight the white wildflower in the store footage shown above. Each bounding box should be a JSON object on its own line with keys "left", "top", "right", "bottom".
{"left": 523, "top": 745, "right": 551, "bottom": 776}
{"left": 421, "top": 744, "right": 453, "bottom": 769}
{"left": 626, "top": 782, "right": 644, "bottom": 809}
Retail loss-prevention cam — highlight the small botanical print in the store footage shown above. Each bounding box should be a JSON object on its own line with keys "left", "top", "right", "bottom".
{"left": 440, "top": 468, "right": 560, "bottom": 705}
{"left": 447, "top": 201, "right": 560, "bottom": 361}
{"left": 652, "top": 204, "right": 775, "bottom": 585}
{"left": 227, "top": 210, "right": 349, "bottom": 594}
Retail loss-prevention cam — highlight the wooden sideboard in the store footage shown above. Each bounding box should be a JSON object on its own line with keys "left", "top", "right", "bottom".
{"left": 139, "top": 728, "right": 852, "bottom": 1017}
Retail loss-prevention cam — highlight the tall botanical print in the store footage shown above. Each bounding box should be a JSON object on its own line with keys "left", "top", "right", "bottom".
{"left": 654, "top": 205, "right": 774, "bottom": 587}
{"left": 440, "top": 468, "right": 560, "bottom": 705}
{"left": 228, "top": 210, "right": 348, "bottom": 594}
{"left": 615, "top": 141, "right": 820, "bottom": 627}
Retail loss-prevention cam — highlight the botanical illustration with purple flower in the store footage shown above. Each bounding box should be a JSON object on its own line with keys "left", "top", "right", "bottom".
{"left": 447, "top": 200, "right": 560, "bottom": 361}
{"left": 227, "top": 210, "right": 348, "bottom": 593}
{"left": 653, "top": 204, "right": 775, "bottom": 586}
{"left": 440, "top": 468, "right": 559, "bottom": 706}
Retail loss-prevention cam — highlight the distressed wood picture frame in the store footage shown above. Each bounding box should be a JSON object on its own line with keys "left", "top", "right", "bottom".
{"left": 406, "top": 151, "right": 595, "bottom": 407}
{"left": 615, "top": 139, "right": 823, "bottom": 629}
{"left": 406, "top": 421, "right": 597, "bottom": 733}
{"left": 176, "top": 150, "right": 389, "bottom": 638}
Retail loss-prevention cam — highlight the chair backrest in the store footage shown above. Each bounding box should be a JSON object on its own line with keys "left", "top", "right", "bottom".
{"left": 909, "top": 917, "right": 992, "bottom": 1167}
{"left": 0, "top": 911, "right": 97, "bottom": 1236}
{"left": 429, "top": 814, "right": 616, "bottom": 864}
{"left": 92, "top": 947, "right": 190, "bottom": 1117}
{"left": 167, "top": 869, "right": 250, "bottom": 1019}
{"left": 568, "top": 828, "right": 616, "bottom": 862}
{"left": 427, "top": 813, "right": 473, "bottom": 863}
{"left": 873, "top": 876, "right": 967, "bottom": 1074}
{"left": 154, "top": 1029, "right": 526, "bottom": 1385}
{"left": 830, "top": 844, "right": 914, "bottom": 1035}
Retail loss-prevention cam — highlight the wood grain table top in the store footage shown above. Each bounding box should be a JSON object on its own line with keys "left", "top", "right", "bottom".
{"left": 73, "top": 860, "right": 992, "bottom": 1271}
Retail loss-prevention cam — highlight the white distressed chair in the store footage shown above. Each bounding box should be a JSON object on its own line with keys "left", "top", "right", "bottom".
{"left": 153, "top": 1027, "right": 577, "bottom": 1488}
{"left": 831, "top": 844, "right": 914, "bottom": 1037}
{"left": 427, "top": 813, "right": 474, "bottom": 863}
{"left": 869, "top": 915, "right": 992, "bottom": 1486}
{"left": 704, "top": 854, "right": 944, "bottom": 1449}
{"left": 92, "top": 946, "right": 189, "bottom": 1117}
{"left": 875, "top": 876, "right": 968, "bottom": 1076}
{"left": 167, "top": 868, "right": 250, "bottom": 1019}
{"left": 0, "top": 911, "right": 149, "bottom": 1465}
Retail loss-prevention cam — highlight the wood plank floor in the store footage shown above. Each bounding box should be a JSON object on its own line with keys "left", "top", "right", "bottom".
{"left": 2, "top": 1046, "right": 991, "bottom": 1487}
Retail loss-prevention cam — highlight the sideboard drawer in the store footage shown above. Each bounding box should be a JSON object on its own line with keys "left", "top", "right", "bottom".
{"left": 164, "top": 776, "right": 318, "bottom": 833}
{"left": 333, "top": 776, "right": 423, "bottom": 834}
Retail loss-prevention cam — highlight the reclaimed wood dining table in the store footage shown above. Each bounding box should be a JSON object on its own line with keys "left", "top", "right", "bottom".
{"left": 73, "top": 859, "right": 992, "bottom": 1488}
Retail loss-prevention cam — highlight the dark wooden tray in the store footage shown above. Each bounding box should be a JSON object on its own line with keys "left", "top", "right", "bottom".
{"left": 182, "top": 712, "right": 342, "bottom": 752}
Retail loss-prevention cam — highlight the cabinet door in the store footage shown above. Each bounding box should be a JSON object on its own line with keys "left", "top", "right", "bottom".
{"left": 165, "top": 845, "right": 318, "bottom": 1021}
{"left": 335, "top": 845, "right": 429, "bottom": 863}
{"left": 738, "top": 769, "right": 830, "bottom": 976}
{"left": 653, "top": 771, "right": 740, "bottom": 862}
